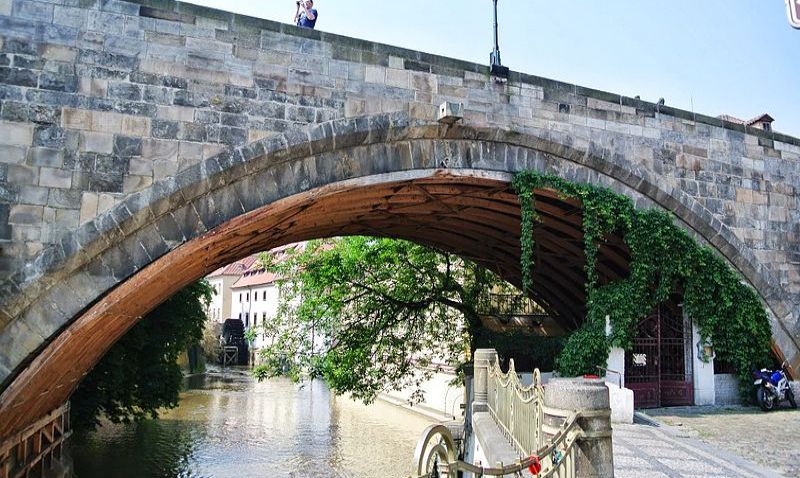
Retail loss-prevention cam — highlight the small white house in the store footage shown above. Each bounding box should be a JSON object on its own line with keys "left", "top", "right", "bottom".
{"left": 205, "top": 256, "right": 257, "bottom": 325}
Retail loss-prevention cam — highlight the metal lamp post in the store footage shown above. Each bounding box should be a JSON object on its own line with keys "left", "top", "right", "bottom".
{"left": 489, "top": 0, "right": 510, "bottom": 78}
{"left": 788, "top": 0, "right": 800, "bottom": 29}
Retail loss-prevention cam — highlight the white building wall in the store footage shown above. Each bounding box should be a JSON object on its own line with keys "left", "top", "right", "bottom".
{"left": 206, "top": 275, "right": 237, "bottom": 324}
{"left": 251, "top": 284, "right": 280, "bottom": 350}
{"left": 206, "top": 277, "right": 223, "bottom": 323}
{"left": 691, "top": 320, "right": 716, "bottom": 405}
{"left": 232, "top": 283, "right": 280, "bottom": 350}
{"left": 231, "top": 287, "right": 253, "bottom": 327}
{"left": 231, "top": 288, "right": 246, "bottom": 325}
{"left": 379, "top": 369, "right": 464, "bottom": 420}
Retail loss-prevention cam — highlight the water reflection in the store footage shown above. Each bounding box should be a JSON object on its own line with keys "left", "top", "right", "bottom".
{"left": 70, "top": 370, "right": 434, "bottom": 478}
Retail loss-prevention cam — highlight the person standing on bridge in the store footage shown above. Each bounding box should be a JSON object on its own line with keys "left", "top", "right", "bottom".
{"left": 294, "top": 0, "right": 318, "bottom": 29}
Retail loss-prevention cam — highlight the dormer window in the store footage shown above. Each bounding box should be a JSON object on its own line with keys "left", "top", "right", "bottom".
{"left": 717, "top": 113, "right": 774, "bottom": 132}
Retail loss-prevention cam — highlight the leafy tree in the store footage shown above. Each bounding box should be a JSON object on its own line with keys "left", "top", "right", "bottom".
{"left": 70, "top": 281, "right": 213, "bottom": 431}
{"left": 252, "top": 237, "right": 511, "bottom": 403}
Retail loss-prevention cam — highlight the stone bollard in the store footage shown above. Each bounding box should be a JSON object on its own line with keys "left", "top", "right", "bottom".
{"left": 544, "top": 378, "right": 614, "bottom": 478}
{"left": 472, "top": 349, "right": 498, "bottom": 413}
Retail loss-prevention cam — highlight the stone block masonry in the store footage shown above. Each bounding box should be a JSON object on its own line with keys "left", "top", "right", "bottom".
{"left": 0, "top": 0, "right": 798, "bottom": 439}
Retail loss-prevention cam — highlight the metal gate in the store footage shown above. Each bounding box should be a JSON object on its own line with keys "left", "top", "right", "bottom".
{"left": 625, "top": 305, "right": 694, "bottom": 408}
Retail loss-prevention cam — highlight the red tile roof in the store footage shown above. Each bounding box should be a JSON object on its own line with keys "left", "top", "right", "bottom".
{"left": 232, "top": 269, "right": 279, "bottom": 289}
{"left": 230, "top": 242, "right": 307, "bottom": 288}
{"left": 210, "top": 242, "right": 306, "bottom": 286}
{"left": 717, "top": 114, "right": 745, "bottom": 125}
{"left": 717, "top": 113, "right": 774, "bottom": 126}
{"left": 207, "top": 255, "right": 258, "bottom": 278}
{"left": 745, "top": 114, "right": 774, "bottom": 125}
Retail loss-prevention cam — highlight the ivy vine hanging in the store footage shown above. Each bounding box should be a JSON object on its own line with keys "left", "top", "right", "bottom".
{"left": 512, "top": 171, "right": 772, "bottom": 396}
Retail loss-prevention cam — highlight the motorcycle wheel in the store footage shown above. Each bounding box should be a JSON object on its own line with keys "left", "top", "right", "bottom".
{"left": 757, "top": 386, "right": 775, "bottom": 411}
{"left": 787, "top": 389, "right": 798, "bottom": 409}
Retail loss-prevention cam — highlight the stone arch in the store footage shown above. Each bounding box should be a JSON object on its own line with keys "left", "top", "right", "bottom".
{"left": 0, "top": 112, "right": 796, "bottom": 438}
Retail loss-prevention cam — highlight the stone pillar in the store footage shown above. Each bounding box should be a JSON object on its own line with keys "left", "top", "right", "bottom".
{"left": 472, "top": 349, "right": 497, "bottom": 413}
{"left": 691, "top": 320, "right": 716, "bottom": 405}
{"left": 544, "top": 378, "right": 614, "bottom": 478}
{"left": 606, "top": 348, "right": 625, "bottom": 386}
{"left": 605, "top": 315, "right": 625, "bottom": 388}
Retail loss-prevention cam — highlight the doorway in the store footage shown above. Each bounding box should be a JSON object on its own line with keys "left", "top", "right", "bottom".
{"left": 625, "top": 303, "right": 694, "bottom": 408}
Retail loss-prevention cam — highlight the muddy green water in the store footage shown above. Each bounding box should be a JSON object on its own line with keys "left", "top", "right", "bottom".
{"left": 68, "top": 370, "right": 434, "bottom": 478}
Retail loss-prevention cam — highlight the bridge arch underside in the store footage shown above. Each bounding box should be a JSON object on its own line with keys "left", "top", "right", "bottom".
{"left": 2, "top": 170, "right": 628, "bottom": 437}
{"left": 0, "top": 118, "right": 796, "bottom": 438}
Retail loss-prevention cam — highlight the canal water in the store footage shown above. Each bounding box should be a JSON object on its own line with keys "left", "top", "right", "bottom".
{"left": 68, "top": 369, "right": 435, "bottom": 478}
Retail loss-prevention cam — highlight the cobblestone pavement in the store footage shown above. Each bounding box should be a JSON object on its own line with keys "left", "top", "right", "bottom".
{"left": 642, "top": 406, "right": 799, "bottom": 477}
{"left": 613, "top": 419, "right": 785, "bottom": 478}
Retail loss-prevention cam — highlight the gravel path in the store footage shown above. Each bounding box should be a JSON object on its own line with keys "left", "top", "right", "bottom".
{"left": 638, "top": 406, "right": 798, "bottom": 477}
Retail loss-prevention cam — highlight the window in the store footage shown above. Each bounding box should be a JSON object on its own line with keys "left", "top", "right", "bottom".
{"left": 763, "top": 122, "right": 771, "bottom": 132}
{"left": 255, "top": 292, "right": 258, "bottom": 302}
{"left": 254, "top": 315, "right": 258, "bottom": 327}
{"left": 246, "top": 293, "right": 250, "bottom": 302}
{"left": 238, "top": 312, "right": 242, "bottom": 320}
{"left": 263, "top": 291, "right": 267, "bottom": 301}
{"left": 239, "top": 293, "right": 242, "bottom": 302}
{"left": 263, "top": 312, "right": 267, "bottom": 322}
{"left": 714, "top": 358, "right": 737, "bottom": 375}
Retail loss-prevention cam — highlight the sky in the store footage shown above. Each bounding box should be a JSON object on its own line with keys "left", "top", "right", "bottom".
{"left": 188, "top": 1, "right": 800, "bottom": 138}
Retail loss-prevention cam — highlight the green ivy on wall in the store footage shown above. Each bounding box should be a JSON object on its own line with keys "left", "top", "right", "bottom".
{"left": 512, "top": 171, "right": 772, "bottom": 396}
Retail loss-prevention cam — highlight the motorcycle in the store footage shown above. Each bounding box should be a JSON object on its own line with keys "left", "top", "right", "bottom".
{"left": 753, "top": 361, "right": 797, "bottom": 411}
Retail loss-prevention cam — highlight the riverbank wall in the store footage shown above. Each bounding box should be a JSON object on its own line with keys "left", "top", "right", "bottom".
{"left": 378, "top": 368, "right": 465, "bottom": 421}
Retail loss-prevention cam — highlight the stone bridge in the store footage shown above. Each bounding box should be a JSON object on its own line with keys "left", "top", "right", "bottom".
{"left": 0, "top": 0, "right": 799, "bottom": 439}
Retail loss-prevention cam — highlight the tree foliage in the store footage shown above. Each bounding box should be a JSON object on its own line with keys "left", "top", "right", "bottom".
{"left": 513, "top": 171, "right": 773, "bottom": 395}
{"left": 70, "top": 281, "right": 212, "bottom": 431}
{"left": 252, "top": 237, "right": 509, "bottom": 403}
{"left": 473, "top": 329, "right": 564, "bottom": 373}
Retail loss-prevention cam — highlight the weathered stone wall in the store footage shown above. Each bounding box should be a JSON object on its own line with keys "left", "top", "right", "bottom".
{"left": 714, "top": 373, "right": 741, "bottom": 406}
{"left": 0, "top": 0, "right": 799, "bottom": 396}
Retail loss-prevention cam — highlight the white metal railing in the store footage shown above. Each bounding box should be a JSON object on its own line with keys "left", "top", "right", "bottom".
{"left": 409, "top": 350, "right": 613, "bottom": 477}
{"left": 487, "top": 356, "right": 544, "bottom": 456}
{"left": 408, "top": 411, "right": 587, "bottom": 478}
{"left": 409, "top": 356, "right": 592, "bottom": 478}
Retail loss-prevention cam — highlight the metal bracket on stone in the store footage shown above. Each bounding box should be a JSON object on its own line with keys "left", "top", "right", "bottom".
{"left": 438, "top": 102, "right": 464, "bottom": 125}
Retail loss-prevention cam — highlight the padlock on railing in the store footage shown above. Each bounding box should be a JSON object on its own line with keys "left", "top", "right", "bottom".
{"left": 527, "top": 455, "right": 541, "bottom": 475}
